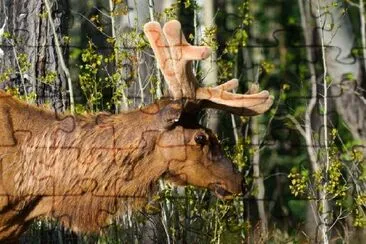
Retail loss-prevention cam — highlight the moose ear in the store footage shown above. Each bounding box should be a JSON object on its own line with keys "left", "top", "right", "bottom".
{"left": 159, "top": 100, "right": 184, "bottom": 129}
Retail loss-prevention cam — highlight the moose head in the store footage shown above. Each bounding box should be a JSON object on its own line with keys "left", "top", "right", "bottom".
{"left": 143, "top": 19, "right": 273, "bottom": 198}
{"left": 0, "top": 20, "right": 273, "bottom": 241}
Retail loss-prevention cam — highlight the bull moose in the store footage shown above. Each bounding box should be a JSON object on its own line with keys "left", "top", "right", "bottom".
{"left": 0, "top": 20, "right": 273, "bottom": 241}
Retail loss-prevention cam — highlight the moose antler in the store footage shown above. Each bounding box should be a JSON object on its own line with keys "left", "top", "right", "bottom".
{"left": 144, "top": 20, "right": 273, "bottom": 115}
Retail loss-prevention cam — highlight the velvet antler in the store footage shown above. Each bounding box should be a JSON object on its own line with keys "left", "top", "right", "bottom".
{"left": 144, "top": 20, "right": 273, "bottom": 116}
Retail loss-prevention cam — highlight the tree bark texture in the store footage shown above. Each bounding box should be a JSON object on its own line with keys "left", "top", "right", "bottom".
{"left": 0, "top": 0, "right": 69, "bottom": 111}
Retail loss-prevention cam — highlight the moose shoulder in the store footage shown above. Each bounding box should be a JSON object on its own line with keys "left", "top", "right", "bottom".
{"left": 0, "top": 19, "right": 273, "bottom": 241}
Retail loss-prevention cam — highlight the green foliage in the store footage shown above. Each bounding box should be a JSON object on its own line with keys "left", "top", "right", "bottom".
{"left": 231, "top": 138, "right": 248, "bottom": 171}
{"left": 152, "top": 186, "right": 247, "bottom": 243}
{"left": 288, "top": 169, "right": 308, "bottom": 197}
{"left": 77, "top": 29, "right": 149, "bottom": 111}
{"left": 161, "top": 0, "right": 199, "bottom": 21}
{"left": 162, "top": 3, "right": 179, "bottom": 20}
{"left": 201, "top": 26, "right": 219, "bottom": 52}
{"left": 1, "top": 31, "right": 11, "bottom": 39}
{"left": 325, "top": 138, "right": 347, "bottom": 201}
{"left": 5, "top": 87, "right": 37, "bottom": 102}
{"left": 354, "top": 208, "right": 366, "bottom": 227}
{"left": 39, "top": 71, "right": 57, "bottom": 85}
{"left": 78, "top": 41, "right": 106, "bottom": 111}
{"left": 224, "top": 29, "right": 248, "bottom": 55}
{"left": 17, "top": 53, "right": 31, "bottom": 73}
{"left": 110, "top": 0, "right": 129, "bottom": 16}
{"left": 0, "top": 68, "right": 13, "bottom": 83}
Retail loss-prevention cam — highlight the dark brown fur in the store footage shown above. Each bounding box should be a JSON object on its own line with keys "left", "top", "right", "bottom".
{"left": 0, "top": 90, "right": 242, "bottom": 241}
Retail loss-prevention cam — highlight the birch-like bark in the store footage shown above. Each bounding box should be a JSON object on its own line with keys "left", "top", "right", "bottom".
{"left": 298, "top": 1, "right": 321, "bottom": 241}
{"left": 251, "top": 116, "right": 268, "bottom": 238}
{"left": 316, "top": 1, "right": 330, "bottom": 243}
{"left": 197, "top": 0, "right": 220, "bottom": 133}
{"left": 244, "top": 2, "right": 270, "bottom": 238}
{"left": 298, "top": 1, "right": 331, "bottom": 242}
{"left": 359, "top": 0, "right": 366, "bottom": 75}
{"left": 199, "top": 0, "right": 217, "bottom": 88}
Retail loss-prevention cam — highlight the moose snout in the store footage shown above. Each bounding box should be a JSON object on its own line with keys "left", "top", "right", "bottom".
{"left": 229, "top": 172, "right": 244, "bottom": 195}
{"left": 211, "top": 171, "right": 243, "bottom": 200}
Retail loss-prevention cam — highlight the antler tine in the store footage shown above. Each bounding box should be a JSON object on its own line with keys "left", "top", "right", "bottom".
{"left": 197, "top": 86, "right": 273, "bottom": 116}
{"left": 196, "top": 80, "right": 274, "bottom": 116}
{"left": 144, "top": 20, "right": 211, "bottom": 99}
{"left": 162, "top": 20, "right": 212, "bottom": 96}
{"left": 215, "top": 79, "right": 240, "bottom": 91}
{"left": 144, "top": 22, "right": 182, "bottom": 98}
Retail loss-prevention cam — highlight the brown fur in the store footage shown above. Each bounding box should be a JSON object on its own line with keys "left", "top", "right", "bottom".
{"left": 0, "top": 90, "right": 242, "bottom": 241}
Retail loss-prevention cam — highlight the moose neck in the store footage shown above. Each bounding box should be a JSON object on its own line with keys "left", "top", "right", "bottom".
{"left": 46, "top": 118, "right": 167, "bottom": 232}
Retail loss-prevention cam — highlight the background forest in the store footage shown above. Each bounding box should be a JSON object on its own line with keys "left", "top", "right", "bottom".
{"left": 1, "top": 0, "right": 366, "bottom": 243}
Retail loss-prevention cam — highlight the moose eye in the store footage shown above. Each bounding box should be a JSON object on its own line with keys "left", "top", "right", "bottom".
{"left": 195, "top": 133, "right": 207, "bottom": 145}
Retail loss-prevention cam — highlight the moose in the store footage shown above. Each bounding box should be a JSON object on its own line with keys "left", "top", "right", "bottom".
{"left": 0, "top": 20, "right": 273, "bottom": 241}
